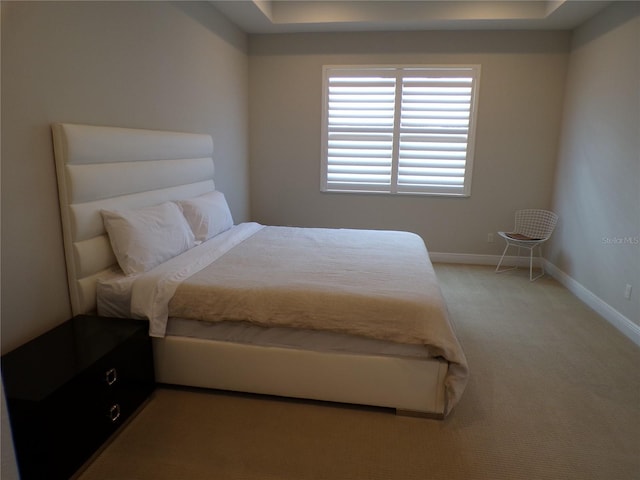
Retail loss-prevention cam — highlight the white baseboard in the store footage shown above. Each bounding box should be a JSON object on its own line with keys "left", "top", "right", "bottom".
{"left": 429, "top": 252, "right": 539, "bottom": 267}
{"left": 429, "top": 253, "right": 640, "bottom": 347}
{"left": 543, "top": 261, "right": 640, "bottom": 347}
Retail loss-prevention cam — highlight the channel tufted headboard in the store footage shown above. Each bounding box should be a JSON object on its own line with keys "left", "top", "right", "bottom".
{"left": 52, "top": 123, "right": 215, "bottom": 316}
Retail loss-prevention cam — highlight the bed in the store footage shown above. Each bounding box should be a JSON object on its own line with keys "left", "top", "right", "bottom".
{"left": 51, "top": 122, "right": 468, "bottom": 419}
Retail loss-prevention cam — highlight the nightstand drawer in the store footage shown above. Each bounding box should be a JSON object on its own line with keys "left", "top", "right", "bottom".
{"left": 80, "top": 327, "right": 154, "bottom": 428}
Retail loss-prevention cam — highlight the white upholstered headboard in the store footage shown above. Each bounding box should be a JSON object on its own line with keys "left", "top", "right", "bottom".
{"left": 52, "top": 123, "right": 215, "bottom": 316}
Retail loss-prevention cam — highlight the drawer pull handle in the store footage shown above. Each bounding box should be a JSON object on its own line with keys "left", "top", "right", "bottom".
{"left": 109, "top": 403, "right": 121, "bottom": 423}
{"left": 105, "top": 367, "right": 117, "bottom": 386}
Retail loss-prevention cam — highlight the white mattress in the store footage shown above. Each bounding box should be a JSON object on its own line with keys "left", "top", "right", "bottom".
{"left": 166, "top": 317, "right": 432, "bottom": 359}
{"left": 97, "top": 268, "right": 432, "bottom": 360}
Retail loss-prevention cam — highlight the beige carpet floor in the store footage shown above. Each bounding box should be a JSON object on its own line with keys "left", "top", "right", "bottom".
{"left": 78, "top": 264, "right": 640, "bottom": 480}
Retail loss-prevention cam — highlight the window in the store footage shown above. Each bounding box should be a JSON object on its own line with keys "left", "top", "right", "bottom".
{"left": 321, "top": 65, "right": 480, "bottom": 196}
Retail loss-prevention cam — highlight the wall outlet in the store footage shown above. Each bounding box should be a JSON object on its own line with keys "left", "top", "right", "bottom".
{"left": 487, "top": 233, "right": 495, "bottom": 243}
{"left": 624, "top": 284, "right": 632, "bottom": 300}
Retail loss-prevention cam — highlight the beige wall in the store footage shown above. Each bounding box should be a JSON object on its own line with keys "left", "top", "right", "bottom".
{"left": 0, "top": 2, "right": 19, "bottom": 476}
{"left": 248, "top": 30, "right": 570, "bottom": 254}
{"left": 1, "top": 1, "right": 250, "bottom": 352}
{"left": 549, "top": 2, "right": 640, "bottom": 325}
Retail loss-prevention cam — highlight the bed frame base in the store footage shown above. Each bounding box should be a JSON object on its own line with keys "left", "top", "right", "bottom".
{"left": 153, "top": 335, "right": 448, "bottom": 417}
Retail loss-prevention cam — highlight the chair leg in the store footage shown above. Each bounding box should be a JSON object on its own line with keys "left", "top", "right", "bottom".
{"left": 498, "top": 242, "right": 546, "bottom": 281}
{"left": 529, "top": 248, "right": 534, "bottom": 281}
{"left": 529, "top": 245, "right": 545, "bottom": 281}
{"left": 495, "top": 243, "right": 516, "bottom": 274}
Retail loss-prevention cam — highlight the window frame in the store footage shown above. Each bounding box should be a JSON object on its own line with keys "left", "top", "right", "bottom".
{"left": 320, "top": 64, "right": 481, "bottom": 197}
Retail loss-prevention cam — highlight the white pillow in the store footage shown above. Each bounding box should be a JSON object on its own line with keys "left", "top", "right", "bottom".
{"left": 175, "top": 191, "right": 234, "bottom": 242}
{"left": 102, "top": 202, "right": 196, "bottom": 276}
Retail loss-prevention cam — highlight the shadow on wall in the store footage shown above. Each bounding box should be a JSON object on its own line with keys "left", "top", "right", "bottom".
{"left": 177, "top": 2, "right": 247, "bottom": 52}
{"left": 248, "top": 29, "right": 570, "bottom": 56}
{"left": 572, "top": 2, "right": 640, "bottom": 49}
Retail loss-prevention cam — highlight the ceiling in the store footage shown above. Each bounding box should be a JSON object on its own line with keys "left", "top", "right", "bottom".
{"left": 210, "top": 0, "right": 611, "bottom": 34}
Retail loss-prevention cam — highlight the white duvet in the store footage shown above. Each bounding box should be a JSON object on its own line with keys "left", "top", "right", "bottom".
{"left": 123, "top": 223, "right": 468, "bottom": 414}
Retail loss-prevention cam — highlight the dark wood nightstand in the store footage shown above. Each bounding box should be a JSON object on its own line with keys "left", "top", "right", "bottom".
{"left": 1, "top": 315, "right": 155, "bottom": 480}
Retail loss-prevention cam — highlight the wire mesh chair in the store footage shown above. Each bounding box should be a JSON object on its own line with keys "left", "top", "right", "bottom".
{"left": 495, "top": 209, "right": 558, "bottom": 281}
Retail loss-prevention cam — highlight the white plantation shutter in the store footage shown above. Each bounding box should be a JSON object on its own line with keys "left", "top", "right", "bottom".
{"left": 321, "top": 66, "right": 480, "bottom": 196}
{"left": 325, "top": 73, "right": 396, "bottom": 191}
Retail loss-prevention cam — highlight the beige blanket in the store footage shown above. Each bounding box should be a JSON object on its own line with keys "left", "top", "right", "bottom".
{"left": 169, "top": 226, "right": 468, "bottom": 413}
